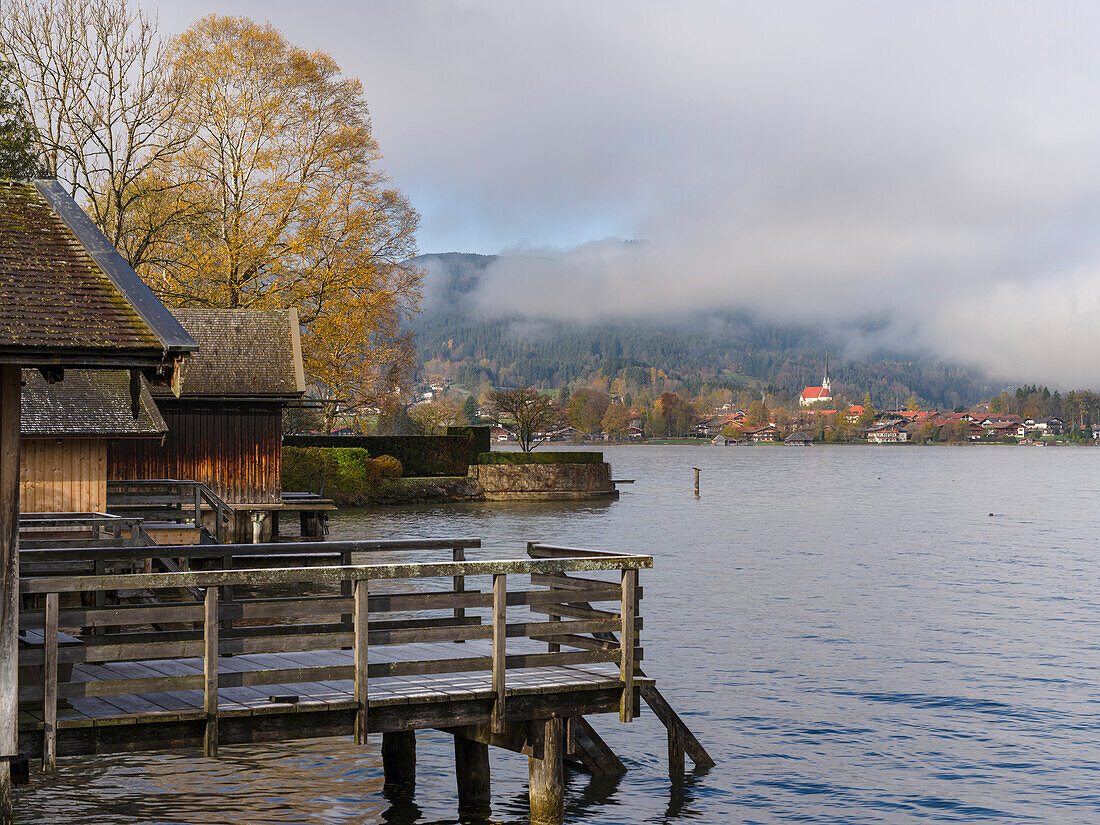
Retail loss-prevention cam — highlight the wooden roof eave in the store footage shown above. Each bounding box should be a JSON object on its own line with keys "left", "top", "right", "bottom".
{"left": 32, "top": 180, "right": 196, "bottom": 361}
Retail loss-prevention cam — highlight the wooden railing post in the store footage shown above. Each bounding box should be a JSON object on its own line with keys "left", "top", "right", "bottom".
{"left": 354, "top": 578, "right": 369, "bottom": 744}
{"left": 619, "top": 568, "right": 636, "bottom": 723}
{"left": 491, "top": 573, "right": 506, "bottom": 733}
{"left": 203, "top": 586, "right": 219, "bottom": 757}
{"left": 193, "top": 485, "right": 202, "bottom": 527}
{"left": 452, "top": 546, "right": 466, "bottom": 633}
{"left": 42, "top": 592, "right": 58, "bottom": 771}
{"left": 340, "top": 550, "right": 353, "bottom": 631}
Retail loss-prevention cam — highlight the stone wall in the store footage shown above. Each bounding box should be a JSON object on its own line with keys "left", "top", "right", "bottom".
{"left": 471, "top": 461, "right": 619, "bottom": 501}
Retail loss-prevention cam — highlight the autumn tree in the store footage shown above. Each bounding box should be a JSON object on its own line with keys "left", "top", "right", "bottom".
{"left": 1, "top": 0, "right": 194, "bottom": 260}
{"left": 745, "top": 399, "right": 770, "bottom": 427}
{"left": 655, "top": 392, "right": 694, "bottom": 437}
{"left": 409, "top": 397, "right": 463, "bottom": 435}
{"left": 567, "top": 387, "right": 610, "bottom": 433}
{"left": 144, "top": 16, "right": 422, "bottom": 418}
{"left": 487, "top": 388, "right": 565, "bottom": 452}
{"left": 601, "top": 403, "right": 631, "bottom": 438}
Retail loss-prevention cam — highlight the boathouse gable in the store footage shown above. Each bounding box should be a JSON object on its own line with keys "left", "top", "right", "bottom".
{"left": 20, "top": 369, "right": 167, "bottom": 514}
{"left": 108, "top": 308, "right": 306, "bottom": 506}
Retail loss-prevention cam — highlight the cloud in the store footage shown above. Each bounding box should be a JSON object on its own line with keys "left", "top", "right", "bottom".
{"left": 153, "top": 0, "right": 1100, "bottom": 386}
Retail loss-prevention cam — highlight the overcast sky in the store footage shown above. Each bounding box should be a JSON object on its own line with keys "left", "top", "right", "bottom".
{"left": 154, "top": 1, "right": 1100, "bottom": 386}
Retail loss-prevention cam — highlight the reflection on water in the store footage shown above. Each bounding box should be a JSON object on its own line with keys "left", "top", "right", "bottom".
{"left": 17, "top": 445, "right": 1100, "bottom": 823}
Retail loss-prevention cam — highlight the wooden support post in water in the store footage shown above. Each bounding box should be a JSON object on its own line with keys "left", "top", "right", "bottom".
{"left": 693, "top": 467, "right": 701, "bottom": 496}
{"left": 203, "top": 586, "right": 219, "bottom": 757}
{"left": 667, "top": 721, "right": 686, "bottom": 782}
{"left": 42, "top": 592, "right": 58, "bottom": 771}
{"left": 620, "top": 568, "right": 636, "bottom": 723}
{"left": 0, "top": 364, "right": 20, "bottom": 825}
{"left": 381, "top": 731, "right": 416, "bottom": 790}
{"left": 454, "top": 733, "right": 491, "bottom": 817}
{"left": 491, "top": 573, "right": 506, "bottom": 733}
{"left": 354, "top": 579, "right": 369, "bottom": 744}
{"left": 529, "top": 717, "right": 564, "bottom": 825}
{"left": 452, "top": 546, "right": 466, "bottom": 637}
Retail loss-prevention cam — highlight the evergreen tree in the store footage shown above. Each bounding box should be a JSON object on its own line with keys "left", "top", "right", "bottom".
{"left": 462, "top": 394, "right": 479, "bottom": 424}
{"left": 0, "top": 62, "right": 39, "bottom": 179}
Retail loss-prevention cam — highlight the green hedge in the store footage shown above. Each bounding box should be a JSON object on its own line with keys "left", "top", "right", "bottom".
{"left": 282, "top": 447, "right": 381, "bottom": 506}
{"left": 477, "top": 451, "right": 604, "bottom": 465}
{"left": 283, "top": 434, "right": 475, "bottom": 476}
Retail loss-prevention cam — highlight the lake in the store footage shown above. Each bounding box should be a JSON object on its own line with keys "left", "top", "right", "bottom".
{"left": 16, "top": 445, "right": 1100, "bottom": 824}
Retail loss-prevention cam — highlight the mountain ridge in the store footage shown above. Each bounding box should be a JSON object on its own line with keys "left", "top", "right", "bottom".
{"left": 410, "top": 252, "right": 1000, "bottom": 407}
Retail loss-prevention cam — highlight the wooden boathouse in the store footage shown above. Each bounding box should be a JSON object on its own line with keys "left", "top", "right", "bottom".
{"left": 107, "top": 308, "right": 332, "bottom": 541}
{"left": 20, "top": 369, "right": 166, "bottom": 514}
{"left": 0, "top": 178, "right": 197, "bottom": 823}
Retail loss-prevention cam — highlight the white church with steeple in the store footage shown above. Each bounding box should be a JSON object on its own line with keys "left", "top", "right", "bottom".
{"left": 799, "top": 353, "right": 834, "bottom": 407}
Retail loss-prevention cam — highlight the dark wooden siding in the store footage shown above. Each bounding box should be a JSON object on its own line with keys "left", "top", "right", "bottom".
{"left": 108, "top": 401, "right": 282, "bottom": 505}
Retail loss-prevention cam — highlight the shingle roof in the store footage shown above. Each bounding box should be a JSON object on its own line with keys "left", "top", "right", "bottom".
{"left": 159, "top": 308, "right": 306, "bottom": 399}
{"left": 0, "top": 180, "right": 195, "bottom": 367}
{"left": 21, "top": 369, "right": 166, "bottom": 437}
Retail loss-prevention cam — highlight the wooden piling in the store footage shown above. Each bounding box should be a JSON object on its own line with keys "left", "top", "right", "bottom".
{"left": 0, "top": 365, "right": 20, "bottom": 825}
{"left": 454, "top": 734, "right": 491, "bottom": 816}
{"left": 354, "top": 579, "right": 369, "bottom": 744}
{"left": 381, "top": 731, "right": 416, "bottom": 789}
{"left": 203, "top": 586, "right": 219, "bottom": 757}
{"left": 491, "top": 573, "right": 506, "bottom": 733}
{"left": 42, "top": 593, "right": 58, "bottom": 771}
{"left": 620, "top": 568, "right": 636, "bottom": 722}
{"left": 529, "top": 717, "right": 564, "bottom": 825}
{"left": 693, "top": 467, "right": 700, "bottom": 496}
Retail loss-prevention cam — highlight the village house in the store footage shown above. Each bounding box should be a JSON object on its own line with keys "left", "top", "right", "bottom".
{"left": 744, "top": 424, "right": 780, "bottom": 443}
{"left": 1026, "top": 416, "right": 1064, "bottom": 435}
{"left": 866, "top": 423, "right": 909, "bottom": 443}
{"left": 784, "top": 431, "right": 813, "bottom": 446}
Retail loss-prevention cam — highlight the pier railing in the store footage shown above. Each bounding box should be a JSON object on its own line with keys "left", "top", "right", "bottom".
{"left": 107, "top": 479, "right": 234, "bottom": 543}
{"left": 16, "top": 540, "right": 650, "bottom": 764}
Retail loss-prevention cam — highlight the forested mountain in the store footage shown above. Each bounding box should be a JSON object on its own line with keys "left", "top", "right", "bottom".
{"left": 410, "top": 253, "right": 1000, "bottom": 408}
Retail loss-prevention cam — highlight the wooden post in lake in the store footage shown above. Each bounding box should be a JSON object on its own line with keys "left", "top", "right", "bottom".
{"left": 693, "top": 467, "right": 700, "bottom": 496}
{"left": 529, "top": 716, "right": 564, "bottom": 825}
{"left": 0, "top": 365, "right": 19, "bottom": 824}
{"left": 354, "top": 579, "right": 369, "bottom": 745}
{"left": 491, "top": 573, "right": 506, "bottom": 733}
{"left": 381, "top": 732, "right": 416, "bottom": 791}
{"left": 203, "top": 586, "right": 219, "bottom": 757}
{"left": 454, "top": 734, "right": 491, "bottom": 817}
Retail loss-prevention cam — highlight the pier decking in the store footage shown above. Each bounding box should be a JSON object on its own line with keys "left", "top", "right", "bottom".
{"left": 15, "top": 539, "right": 711, "bottom": 823}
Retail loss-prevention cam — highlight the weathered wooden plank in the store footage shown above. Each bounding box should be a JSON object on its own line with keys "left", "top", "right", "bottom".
{"left": 491, "top": 573, "right": 506, "bottom": 733}
{"left": 354, "top": 579, "right": 368, "bottom": 745}
{"left": 637, "top": 684, "right": 715, "bottom": 769}
{"left": 568, "top": 716, "right": 626, "bottom": 776}
{"left": 42, "top": 592, "right": 58, "bottom": 771}
{"left": 1, "top": 364, "right": 19, "bottom": 824}
{"left": 204, "top": 587, "right": 218, "bottom": 757}
{"left": 619, "top": 569, "right": 635, "bottom": 723}
{"left": 20, "top": 554, "right": 653, "bottom": 595}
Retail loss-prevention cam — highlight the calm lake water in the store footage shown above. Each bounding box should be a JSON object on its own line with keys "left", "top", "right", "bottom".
{"left": 17, "top": 445, "right": 1100, "bottom": 824}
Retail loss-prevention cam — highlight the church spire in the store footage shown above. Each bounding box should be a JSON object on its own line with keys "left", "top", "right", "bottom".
{"left": 822, "top": 351, "right": 831, "bottom": 393}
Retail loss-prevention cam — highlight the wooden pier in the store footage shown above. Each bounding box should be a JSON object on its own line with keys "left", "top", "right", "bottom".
{"left": 14, "top": 538, "right": 712, "bottom": 823}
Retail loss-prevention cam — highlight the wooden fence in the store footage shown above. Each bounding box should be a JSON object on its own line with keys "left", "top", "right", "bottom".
{"left": 17, "top": 540, "right": 649, "bottom": 766}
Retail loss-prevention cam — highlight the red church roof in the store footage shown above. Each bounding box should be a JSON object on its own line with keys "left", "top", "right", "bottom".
{"left": 800, "top": 387, "right": 831, "bottom": 400}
